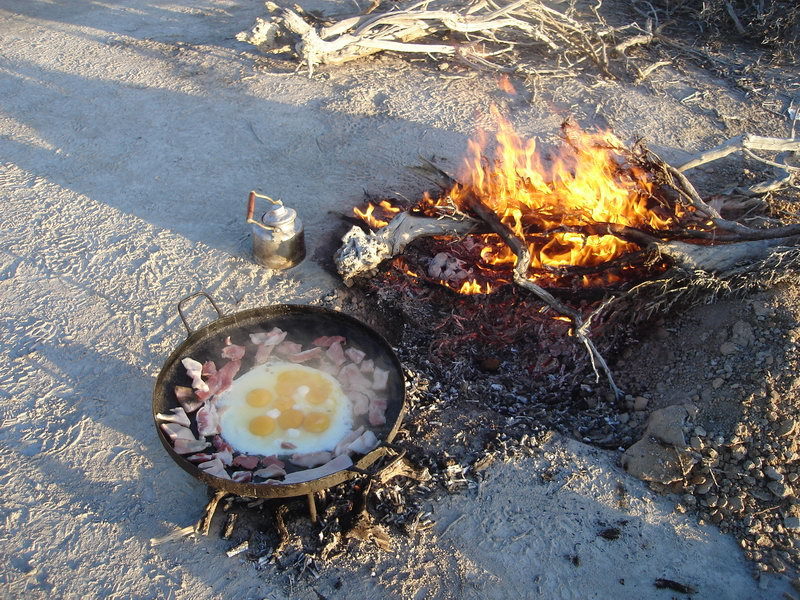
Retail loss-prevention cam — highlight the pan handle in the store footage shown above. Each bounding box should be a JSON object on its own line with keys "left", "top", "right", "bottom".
{"left": 177, "top": 291, "right": 224, "bottom": 337}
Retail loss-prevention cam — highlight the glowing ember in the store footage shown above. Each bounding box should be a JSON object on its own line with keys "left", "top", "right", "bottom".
{"left": 354, "top": 110, "right": 688, "bottom": 293}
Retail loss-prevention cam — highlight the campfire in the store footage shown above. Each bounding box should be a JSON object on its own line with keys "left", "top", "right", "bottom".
{"left": 335, "top": 111, "right": 800, "bottom": 394}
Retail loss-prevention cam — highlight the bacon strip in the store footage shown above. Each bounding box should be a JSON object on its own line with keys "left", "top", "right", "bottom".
{"left": 232, "top": 455, "right": 260, "bottom": 470}
{"left": 325, "top": 341, "right": 346, "bottom": 366}
{"left": 334, "top": 426, "right": 365, "bottom": 456}
{"left": 174, "top": 386, "right": 203, "bottom": 413}
{"left": 196, "top": 403, "right": 220, "bottom": 437}
{"left": 349, "top": 391, "right": 370, "bottom": 417}
{"left": 344, "top": 347, "right": 366, "bottom": 364}
{"left": 253, "top": 464, "right": 286, "bottom": 479}
{"left": 348, "top": 430, "right": 379, "bottom": 455}
{"left": 196, "top": 359, "right": 241, "bottom": 401}
{"left": 289, "top": 451, "right": 333, "bottom": 468}
{"left": 198, "top": 457, "right": 230, "bottom": 479}
{"left": 368, "top": 396, "right": 388, "bottom": 426}
{"left": 231, "top": 471, "right": 253, "bottom": 483}
{"left": 288, "top": 347, "right": 323, "bottom": 363}
{"left": 186, "top": 453, "right": 215, "bottom": 463}
{"left": 254, "top": 343, "right": 274, "bottom": 365}
{"left": 372, "top": 367, "right": 389, "bottom": 391}
{"left": 260, "top": 455, "right": 285, "bottom": 468}
{"left": 274, "top": 455, "right": 353, "bottom": 485}
{"left": 313, "top": 335, "right": 346, "bottom": 347}
{"left": 160, "top": 422, "right": 196, "bottom": 441}
{"left": 156, "top": 407, "right": 191, "bottom": 427}
{"left": 275, "top": 341, "right": 302, "bottom": 357}
{"left": 250, "top": 327, "right": 287, "bottom": 346}
{"left": 202, "top": 361, "right": 217, "bottom": 377}
{"left": 221, "top": 339, "right": 246, "bottom": 361}
{"left": 181, "top": 357, "right": 209, "bottom": 392}
{"left": 338, "top": 363, "right": 372, "bottom": 393}
{"left": 173, "top": 438, "right": 211, "bottom": 454}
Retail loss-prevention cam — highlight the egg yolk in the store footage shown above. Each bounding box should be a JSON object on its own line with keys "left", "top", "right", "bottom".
{"left": 246, "top": 388, "right": 273, "bottom": 407}
{"left": 249, "top": 415, "right": 276, "bottom": 436}
{"left": 302, "top": 412, "right": 331, "bottom": 433}
{"left": 276, "top": 369, "right": 332, "bottom": 405}
{"left": 277, "top": 408, "right": 304, "bottom": 430}
{"left": 273, "top": 395, "right": 295, "bottom": 411}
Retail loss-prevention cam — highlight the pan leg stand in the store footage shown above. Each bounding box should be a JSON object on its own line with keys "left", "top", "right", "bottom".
{"left": 306, "top": 492, "right": 318, "bottom": 523}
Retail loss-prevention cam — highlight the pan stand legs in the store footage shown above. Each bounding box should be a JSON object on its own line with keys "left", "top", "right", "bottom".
{"left": 306, "top": 492, "right": 318, "bottom": 523}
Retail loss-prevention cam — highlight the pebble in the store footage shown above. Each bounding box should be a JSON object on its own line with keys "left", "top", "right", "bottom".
{"left": 764, "top": 466, "right": 783, "bottom": 482}
{"left": 719, "top": 342, "right": 738, "bottom": 355}
{"left": 730, "top": 445, "right": 747, "bottom": 461}
{"left": 767, "top": 481, "right": 793, "bottom": 498}
{"left": 786, "top": 516, "right": 800, "bottom": 530}
{"left": 690, "top": 436, "right": 703, "bottom": 450}
{"left": 696, "top": 481, "right": 713, "bottom": 495}
{"left": 777, "top": 420, "right": 797, "bottom": 437}
{"left": 633, "top": 396, "right": 649, "bottom": 411}
{"left": 712, "top": 378, "right": 724, "bottom": 389}
{"left": 728, "top": 497, "right": 745, "bottom": 512}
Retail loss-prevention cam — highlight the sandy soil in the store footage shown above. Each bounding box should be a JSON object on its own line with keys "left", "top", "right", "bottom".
{"left": 0, "top": 1, "right": 797, "bottom": 598}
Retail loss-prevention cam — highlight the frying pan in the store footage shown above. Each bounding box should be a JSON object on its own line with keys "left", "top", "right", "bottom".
{"left": 152, "top": 292, "right": 406, "bottom": 500}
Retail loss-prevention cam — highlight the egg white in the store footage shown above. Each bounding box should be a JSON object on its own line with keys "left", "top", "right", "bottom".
{"left": 216, "top": 361, "right": 353, "bottom": 456}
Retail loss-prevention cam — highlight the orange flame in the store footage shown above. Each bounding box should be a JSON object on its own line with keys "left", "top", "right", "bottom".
{"left": 354, "top": 203, "right": 389, "bottom": 228}
{"left": 457, "top": 280, "right": 493, "bottom": 295}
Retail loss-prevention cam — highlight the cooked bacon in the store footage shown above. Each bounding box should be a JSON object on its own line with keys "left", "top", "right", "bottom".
{"left": 313, "top": 335, "right": 346, "bottom": 347}
{"left": 325, "top": 341, "right": 346, "bottom": 366}
{"left": 231, "top": 471, "right": 253, "bottom": 483}
{"left": 232, "top": 455, "right": 260, "bottom": 470}
{"left": 174, "top": 386, "right": 203, "bottom": 413}
{"left": 202, "top": 361, "right": 217, "bottom": 377}
{"left": 260, "top": 455, "right": 285, "bottom": 468}
{"left": 173, "top": 437, "right": 211, "bottom": 454}
{"left": 197, "top": 359, "right": 242, "bottom": 401}
{"left": 156, "top": 407, "right": 191, "bottom": 427}
{"left": 253, "top": 464, "right": 286, "bottom": 479}
{"left": 288, "top": 347, "right": 323, "bottom": 363}
{"left": 334, "top": 426, "right": 365, "bottom": 456}
{"left": 275, "top": 341, "right": 302, "bottom": 356}
{"left": 254, "top": 343, "right": 274, "bottom": 365}
{"left": 338, "top": 363, "right": 372, "bottom": 393}
{"left": 196, "top": 403, "right": 220, "bottom": 436}
{"left": 368, "top": 396, "right": 388, "bottom": 426}
{"left": 344, "top": 347, "right": 366, "bottom": 364}
{"left": 349, "top": 391, "right": 370, "bottom": 416}
{"left": 317, "top": 360, "right": 340, "bottom": 376}
{"left": 250, "top": 327, "right": 287, "bottom": 346}
{"left": 359, "top": 359, "right": 374, "bottom": 374}
{"left": 160, "top": 422, "right": 196, "bottom": 441}
{"left": 278, "top": 455, "right": 352, "bottom": 485}
{"left": 186, "top": 452, "right": 215, "bottom": 463}
{"left": 280, "top": 441, "right": 297, "bottom": 450}
{"left": 348, "top": 430, "right": 379, "bottom": 455}
{"left": 198, "top": 457, "right": 230, "bottom": 479}
{"left": 212, "top": 435, "right": 234, "bottom": 453}
{"left": 182, "top": 357, "right": 209, "bottom": 392}
{"left": 372, "top": 367, "right": 389, "bottom": 391}
{"left": 222, "top": 340, "right": 246, "bottom": 361}
{"left": 214, "top": 448, "right": 233, "bottom": 466}
{"left": 289, "top": 451, "right": 333, "bottom": 468}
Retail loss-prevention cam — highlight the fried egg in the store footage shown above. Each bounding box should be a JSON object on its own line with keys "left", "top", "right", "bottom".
{"left": 216, "top": 362, "right": 353, "bottom": 456}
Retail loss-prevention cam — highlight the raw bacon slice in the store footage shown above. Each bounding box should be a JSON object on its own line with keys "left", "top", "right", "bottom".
{"left": 199, "top": 457, "right": 230, "bottom": 479}
{"left": 348, "top": 391, "right": 370, "bottom": 416}
{"left": 196, "top": 403, "right": 220, "bottom": 436}
{"left": 260, "top": 455, "right": 285, "bottom": 468}
{"left": 231, "top": 471, "right": 253, "bottom": 483}
{"left": 347, "top": 430, "right": 379, "bottom": 455}
{"left": 368, "top": 397, "right": 388, "bottom": 426}
{"left": 288, "top": 347, "right": 323, "bottom": 363}
{"left": 221, "top": 340, "right": 246, "bottom": 361}
{"left": 250, "top": 327, "right": 287, "bottom": 346}
{"left": 289, "top": 451, "right": 332, "bottom": 468}
{"left": 197, "top": 359, "right": 241, "bottom": 401}
{"left": 359, "top": 359, "right": 374, "bottom": 374}
{"left": 212, "top": 436, "right": 234, "bottom": 453}
{"left": 275, "top": 341, "right": 302, "bottom": 357}
{"left": 254, "top": 343, "right": 274, "bottom": 365}
{"left": 276, "top": 455, "right": 353, "bottom": 485}
{"left": 334, "top": 426, "right": 365, "bottom": 456}
{"left": 338, "top": 363, "right": 372, "bottom": 393}
{"left": 325, "top": 341, "right": 346, "bottom": 366}
{"left": 160, "top": 422, "right": 196, "bottom": 442}
{"left": 182, "top": 357, "right": 209, "bottom": 392}
{"left": 214, "top": 448, "right": 233, "bottom": 467}
{"left": 232, "top": 455, "right": 260, "bottom": 470}
{"left": 173, "top": 438, "right": 211, "bottom": 454}
{"left": 254, "top": 464, "right": 286, "bottom": 479}
{"left": 186, "top": 453, "right": 215, "bottom": 463}
{"left": 174, "top": 386, "right": 203, "bottom": 413}
{"left": 313, "top": 335, "right": 346, "bottom": 348}
{"left": 280, "top": 441, "right": 297, "bottom": 450}
{"left": 372, "top": 367, "right": 389, "bottom": 391}
{"left": 156, "top": 407, "right": 191, "bottom": 427}
{"left": 344, "top": 348, "right": 366, "bottom": 364}
{"left": 202, "top": 361, "right": 217, "bottom": 377}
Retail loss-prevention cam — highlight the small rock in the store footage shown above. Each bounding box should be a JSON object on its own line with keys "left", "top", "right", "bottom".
{"left": 764, "top": 466, "right": 784, "bottom": 482}
{"left": 712, "top": 378, "right": 724, "bottom": 389}
{"left": 618, "top": 413, "right": 630, "bottom": 425}
{"left": 694, "top": 426, "right": 707, "bottom": 437}
{"left": 767, "top": 481, "right": 793, "bottom": 498}
{"left": 696, "top": 481, "right": 713, "bottom": 495}
{"left": 682, "top": 494, "right": 697, "bottom": 506}
{"left": 777, "top": 420, "right": 797, "bottom": 438}
{"left": 785, "top": 517, "right": 800, "bottom": 530}
{"left": 633, "top": 396, "right": 649, "bottom": 411}
{"left": 719, "top": 342, "right": 738, "bottom": 355}
{"left": 729, "top": 497, "right": 745, "bottom": 512}
{"left": 731, "top": 320, "right": 755, "bottom": 347}
{"left": 690, "top": 436, "right": 703, "bottom": 450}
{"left": 730, "top": 445, "right": 748, "bottom": 462}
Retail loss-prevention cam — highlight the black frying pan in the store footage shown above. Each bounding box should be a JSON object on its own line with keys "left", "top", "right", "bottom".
{"left": 152, "top": 292, "right": 406, "bottom": 499}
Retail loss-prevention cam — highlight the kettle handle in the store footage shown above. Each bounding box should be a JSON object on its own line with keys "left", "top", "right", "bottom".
{"left": 246, "top": 191, "right": 282, "bottom": 232}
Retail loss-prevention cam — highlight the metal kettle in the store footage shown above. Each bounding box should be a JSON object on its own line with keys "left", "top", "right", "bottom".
{"left": 246, "top": 191, "right": 306, "bottom": 269}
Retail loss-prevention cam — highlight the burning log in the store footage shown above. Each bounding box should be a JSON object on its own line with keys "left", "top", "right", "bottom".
{"left": 334, "top": 117, "right": 800, "bottom": 393}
